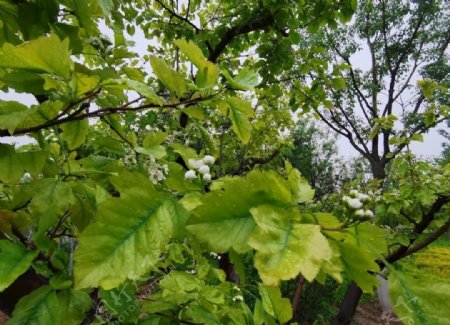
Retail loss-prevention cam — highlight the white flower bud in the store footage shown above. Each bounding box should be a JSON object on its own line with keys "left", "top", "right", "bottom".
{"left": 198, "top": 165, "right": 210, "bottom": 175}
{"left": 347, "top": 198, "right": 363, "bottom": 209}
{"left": 202, "top": 173, "right": 212, "bottom": 182}
{"left": 202, "top": 155, "right": 215, "bottom": 165}
{"left": 364, "top": 210, "right": 374, "bottom": 218}
{"left": 355, "top": 209, "right": 365, "bottom": 217}
{"left": 184, "top": 170, "right": 196, "bottom": 180}
{"left": 342, "top": 195, "right": 351, "bottom": 202}
{"left": 349, "top": 189, "right": 359, "bottom": 196}
{"left": 188, "top": 158, "right": 204, "bottom": 169}
{"left": 357, "top": 193, "right": 370, "bottom": 202}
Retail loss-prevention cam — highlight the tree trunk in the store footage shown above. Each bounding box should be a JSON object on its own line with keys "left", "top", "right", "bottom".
{"left": 334, "top": 159, "right": 385, "bottom": 323}
{"left": 332, "top": 282, "right": 363, "bottom": 325}
{"left": 371, "top": 160, "right": 386, "bottom": 180}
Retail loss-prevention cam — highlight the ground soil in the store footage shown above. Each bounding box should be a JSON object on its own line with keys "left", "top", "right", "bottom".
{"left": 352, "top": 299, "right": 401, "bottom": 325}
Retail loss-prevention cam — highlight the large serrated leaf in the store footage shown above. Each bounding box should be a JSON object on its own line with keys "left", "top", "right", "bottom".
{"left": 0, "top": 34, "right": 71, "bottom": 79}
{"left": 74, "top": 172, "right": 188, "bottom": 289}
{"left": 249, "top": 205, "right": 332, "bottom": 285}
{"left": 0, "top": 241, "right": 37, "bottom": 292}
{"left": 187, "top": 170, "right": 291, "bottom": 253}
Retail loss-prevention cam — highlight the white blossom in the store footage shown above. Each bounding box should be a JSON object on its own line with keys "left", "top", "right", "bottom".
{"left": 342, "top": 195, "right": 351, "bottom": 202}
{"left": 364, "top": 210, "right": 374, "bottom": 218}
{"left": 20, "top": 172, "right": 32, "bottom": 183}
{"left": 202, "top": 155, "right": 215, "bottom": 165}
{"left": 184, "top": 170, "right": 197, "bottom": 180}
{"left": 349, "top": 189, "right": 359, "bottom": 196}
{"left": 233, "top": 295, "right": 244, "bottom": 302}
{"left": 357, "top": 193, "right": 370, "bottom": 202}
{"left": 198, "top": 165, "right": 210, "bottom": 175}
{"left": 347, "top": 198, "right": 363, "bottom": 209}
{"left": 188, "top": 158, "right": 204, "bottom": 169}
{"left": 202, "top": 173, "right": 212, "bottom": 182}
{"left": 355, "top": 209, "right": 365, "bottom": 217}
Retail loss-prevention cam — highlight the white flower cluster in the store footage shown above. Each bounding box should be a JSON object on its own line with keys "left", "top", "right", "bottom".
{"left": 184, "top": 155, "right": 215, "bottom": 182}
{"left": 343, "top": 189, "right": 374, "bottom": 218}
{"left": 146, "top": 156, "right": 169, "bottom": 184}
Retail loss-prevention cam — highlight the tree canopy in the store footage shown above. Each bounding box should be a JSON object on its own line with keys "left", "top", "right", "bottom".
{"left": 0, "top": 0, "right": 449, "bottom": 324}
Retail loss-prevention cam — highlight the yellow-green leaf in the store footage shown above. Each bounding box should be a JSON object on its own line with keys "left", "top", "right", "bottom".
{"left": 74, "top": 172, "right": 188, "bottom": 289}
{"left": 249, "top": 205, "right": 332, "bottom": 285}
{"left": 150, "top": 56, "right": 186, "bottom": 98}
{"left": 0, "top": 34, "right": 71, "bottom": 79}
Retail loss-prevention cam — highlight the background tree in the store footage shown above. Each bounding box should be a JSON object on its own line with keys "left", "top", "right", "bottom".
{"left": 282, "top": 1, "right": 450, "bottom": 322}
{"left": 285, "top": 119, "right": 342, "bottom": 199}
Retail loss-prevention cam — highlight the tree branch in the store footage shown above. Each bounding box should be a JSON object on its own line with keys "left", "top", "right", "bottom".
{"left": 155, "top": 0, "right": 200, "bottom": 33}
{"left": 0, "top": 97, "right": 207, "bottom": 137}
{"left": 207, "top": 8, "right": 276, "bottom": 63}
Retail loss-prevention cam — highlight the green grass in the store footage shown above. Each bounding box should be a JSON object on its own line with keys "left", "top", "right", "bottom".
{"left": 397, "top": 235, "right": 450, "bottom": 282}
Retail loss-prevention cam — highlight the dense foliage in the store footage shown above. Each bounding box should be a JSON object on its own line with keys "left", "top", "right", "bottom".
{"left": 0, "top": 0, "right": 449, "bottom": 324}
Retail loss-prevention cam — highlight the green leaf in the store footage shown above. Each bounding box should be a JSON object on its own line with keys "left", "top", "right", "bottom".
{"left": 331, "top": 77, "right": 346, "bottom": 90}
{"left": 187, "top": 170, "right": 291, "bottom": 253}
{"left": 196, "top": 60, "right": 219, "bottom": 89}
{"left": 410, "top": 133, "right": 424, "bottom": 142}
{"left": 174, "top": 39, "right": 206, "bottom": 67}
{"left": 61, "top": 119, "right": 89, "bottom": 150}
{"left": 336, "top": 241, "right": 380, "bottom": 293}
{"left": 249, "top": 205, "right": 332, "bottom": 285}
{"left": 223, "top": 97, "right": 255, "bottom": 144}
{"left": 183, "top": 106, "right": 206, "bottom": 120}
{"left": 254, "top": 299, "right": 277, "bottom": 325}
{"left": 7, "top": 286, "right": 91, "bottom": 325}
{"left": 74, "top": 172, "right": 188, "bottom": 289}
{"left": 143, "top": 131, "right": 167, "bottom": 147}
{"left": 285, "top": 161, "right": 315, "bottom": 203}
{"left": 0, "top": 144, "right": 48, "bottom": 183}
{"left": 226, "top": 97, "right": 255, "bottom": 118}
{"left": 196, "top": 125, "right": 218, "bottom": 156}
{"left": 0, "top": 240, "right": 38, "bottom": 292}
{"left": 100, "top": 282, "right": 139, "bottom": 322}
{"left": 57, "top": 289, "right": 92, "bottom": 325}
{"left": 389, "top": 271, "right": 450, "bottom": 324}
{"left": 0, "top": 101, "right": 28, "bottom": 134}
{"left": 124, "top": 79, "right": 164, "bottom": 105}
{"left": 7, "top": 286, "right": 61, "bottom": 325}
{"left": 150, "top": 56, "right": 186, "bottom": 98}
{"left": 72, "top": 73, "right": 99, "bottom": 98}
{"left": 28, "top": 178, "right": 75, "bottom": 214}
{"left": 228, "top": 103, "right": 252, "bottom": 144}
{"left": 98, "top": 0, "right": 114, "bottom": 16}
{"left": 0, "top": 34, "right": 71, "bottom": 79}
{"left": 223, "top": 67, "right": 259, "bottom": 90}
{"left": 258, "top": 284, "right": 292, "bottom": 323}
